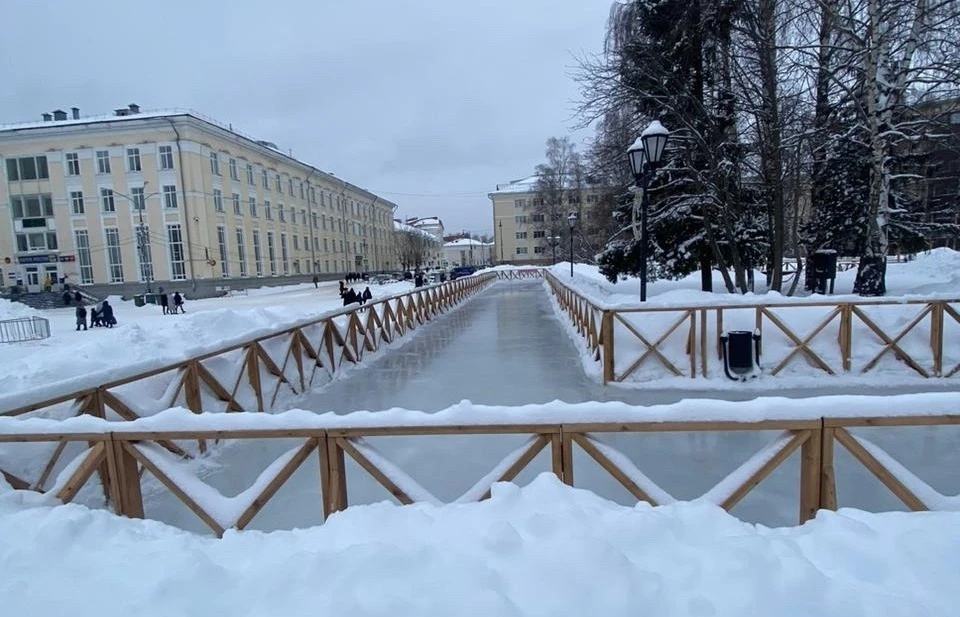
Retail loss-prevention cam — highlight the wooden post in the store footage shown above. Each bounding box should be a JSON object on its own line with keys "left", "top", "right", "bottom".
{"left": 688, "top": 310, "right": 696, "bottom": 378}
{"left": 105, "top": 435, "right": 144, "bottom": 518}
{"left": 799, "top": 427, "right": 822, "bottom": 524}
{"left": 561, "top": 430, "right": 574, "bottom": 486}
{"left": 700, "top": 308, "right": 708, "bottom": 377}
{"left": 819, "top": 427, "right": 837, "bottom": 510}
{"left": 183, "top": 363, "right": 206, "bottom": 454}
{"left": 839, "top": 304, "right": 853, "bottom": 373}
{"left": 86, "top": 389, "right": 112, "bottom": 504}
{"left": 601, "top": 311, "right": 615, "bottom": 384}
{"left": 325, "top": 436, "right": 348, "bottom": 514}
{"left": 550, "top": 432, "right": 564, "bottom": 482}
{"left": 930, "top": 301, "right": 944, "bottom": 377}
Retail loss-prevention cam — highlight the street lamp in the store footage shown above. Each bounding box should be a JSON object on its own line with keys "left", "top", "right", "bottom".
{"left": 627, "top": 119, "right": 670, "bottom": 302}
{"left": 498, "top": 220, "right": 504, "bottom": 262}
{"left": 567, "top": 212, "right": 578, "bottom": 277}
{"left": 112, "top": 183, "right": 159, "bottom": 294}
{"left": 547, "top": 235, "right": 561, "bottom": 265}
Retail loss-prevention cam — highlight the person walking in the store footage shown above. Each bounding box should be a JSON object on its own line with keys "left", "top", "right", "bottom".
{"left": 73, "top": 289, "right": 82, "bottom": 304}
{"left": 100, "top": 300, "right": 116, "bottom": 328}
{"left": 312, "top": 274, "right": 319, "bottom": 289}
{"left": 75, "top": 301, "right": 87, "bottom": 331}
{"left": 159, "top": 291, "right": 169, "bottom": 314}
{"left": 173, "top": 291, "right": 185, "bottom": 314}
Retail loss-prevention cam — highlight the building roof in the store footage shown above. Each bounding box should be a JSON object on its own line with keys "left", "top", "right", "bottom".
{"left": 443, "top": 238, "right": 487, "bottom": 248}
{"left": 490, "top": 175, "right": 539, "bottom": 195}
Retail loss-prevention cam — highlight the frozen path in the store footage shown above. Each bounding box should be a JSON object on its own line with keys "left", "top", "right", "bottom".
{"left": 299, "top": 279, "right": 958, "bottom": 413}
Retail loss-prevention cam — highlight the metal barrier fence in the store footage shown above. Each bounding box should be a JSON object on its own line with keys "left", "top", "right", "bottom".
{"left": 0, "top": 316, "right": 51, "bottom": 343}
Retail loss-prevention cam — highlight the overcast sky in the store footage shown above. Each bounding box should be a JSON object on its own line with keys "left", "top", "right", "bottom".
{"left": 0, "top": 0, "right": 612, "bottom": 236}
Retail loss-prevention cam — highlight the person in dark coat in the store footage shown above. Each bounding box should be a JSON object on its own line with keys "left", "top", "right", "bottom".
{"left": 75, "top": 302, "right": 87, "bottom": 331}
{"left": 73, "top": 289, "right": 82, "bottom": 304}
{"left": 172, "top": 292, "right": 185, "bottom": 314}
{"left": 361, "top": 286, "right": 373, "bottom": 304}
{"left": 342, "top": 288, "right": 359, "bottom": 306}
{"left": 100, "top": 300, "right": 116, "bottom": 328}
{"left": 313, "top": 274, "right": 319, "bottom": 289}
{"left": 159, "top": 292, "right": 169, "bottom": 314}
{"left": 90, "top": 305, "right": 103, "bottom": 327}
{"left": 62, "top": 289, "right": 71, "bottom": 306}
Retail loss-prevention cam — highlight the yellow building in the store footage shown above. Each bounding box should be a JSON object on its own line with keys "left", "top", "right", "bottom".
{"left": 0, "top": 105, "right": 398, "bottom": 295}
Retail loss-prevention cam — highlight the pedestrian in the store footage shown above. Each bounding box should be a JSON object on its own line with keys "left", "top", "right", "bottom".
{"left": 173, "top": 291, "right": 185, "bottom": 313}
{"left": 100, "top": 300, "right": 116, "bottom": 328}
{"left": 312, "top": 274, "right": 319, "bottom": 289}
{"left": 159, "top": 292, "right": 169, "bottom": 314}
{"left": 362, "top": 286, "right": 372, "bottom": 304}
{"left": 62, "top": 289, "right": 71, "bottom": 306}
{"left": 342, "top": 288, "right": 359, "bottom": 307}
{"left": 73, "top": 289, "right": 82, "bottom": 304}
{"left": 75, "top": 301, "right": 87, "bottom": 331}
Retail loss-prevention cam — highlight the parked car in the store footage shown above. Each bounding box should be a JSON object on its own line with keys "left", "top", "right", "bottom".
{"left": 449, "top": 266, "right": 477, "bottom": 280}
{"left": 372, "top": 274, "right": 393, "bottom": 285}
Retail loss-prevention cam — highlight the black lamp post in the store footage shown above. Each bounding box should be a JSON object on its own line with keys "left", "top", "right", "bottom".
{"left": 567, "top": 212, "right": 578, "bottom": 277}
{"left": 498, "top": 220, "right": 504, "bottom": 263}
{"left": 627, "top": 120, "right": 670, "bottom": 302}
{"left": 547, "top": 235, "right": 561, "bottom": 265}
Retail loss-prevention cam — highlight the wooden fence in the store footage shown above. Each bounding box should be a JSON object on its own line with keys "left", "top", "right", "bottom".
{"left": 545, "top": 271, "right": 960, "bottom": 383}
{"left": 0, "top": 401, "right": 956, "bottom": 536}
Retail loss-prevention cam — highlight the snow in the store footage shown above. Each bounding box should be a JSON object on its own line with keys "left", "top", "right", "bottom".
{"left": 2, "top": 473, "right": 960, "bottom": 616}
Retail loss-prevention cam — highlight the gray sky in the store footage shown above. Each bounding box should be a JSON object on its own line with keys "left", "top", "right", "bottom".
{"left": 0, "top": 0, "right": 611, "bottom": 237}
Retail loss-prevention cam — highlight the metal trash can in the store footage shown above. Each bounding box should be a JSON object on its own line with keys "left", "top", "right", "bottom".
{"left": 812, "top": 249, "right": 838, "bottom": 294}
{"left": 720, "top": 330, "right": 762, "bottom": 381}
{"left": 144, "top": 293, "right": 159, "bottom": 305}
{"left": 133, "top": 294, "right": 146, "bottom": 307}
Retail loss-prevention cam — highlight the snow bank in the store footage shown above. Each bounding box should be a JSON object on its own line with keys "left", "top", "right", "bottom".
{"left": 1, "top": 473, "right": 958, "bottom": 616}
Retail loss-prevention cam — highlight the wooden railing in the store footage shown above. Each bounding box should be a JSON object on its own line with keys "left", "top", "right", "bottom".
{"left": 545, "top": 271, "right": 960, "bottom": 383}
{"left": 0, "top": 273, "right": 496, "bottom": 428}
{"left": 0, "top": 396, "right": 956, "bottom": 536}
{"left": 495, "top": 268, "right": 544, "bottom": 280}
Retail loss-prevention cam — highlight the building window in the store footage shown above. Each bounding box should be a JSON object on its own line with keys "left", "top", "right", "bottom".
{"left": 534, "top": 246, "right": 545, "bottom": 254}
{"left": 15, "top": 231, "right": 57, "bottom": 252}
{"left": 246, "top": 163, "right": 255, "bottom": 185}
{"left": 267, "top": 231, "right": 277, "bottom": 276}
{"left": 288, "top": 178, "right": 294, "bottom": 195}
{"left": 236, "top": 228, "right": 248, "bottom": 277}
{"left": 315, "top": 237, "right": 320, "bottom": 251}
{"left": 515, "top": 231, "right": 527, "bottom": 239}
{"left": 217, "top": 225, "right": 230, "bottom": 278}
{"left": 252, "top": 230, "right": 263, "bottom": 277}
{"left": 159, "top": 145, "right": 174, "bottom": 170}
{"left": 275, "top": 174, "right": 282, "bottom": 192}
{"left": 278, "top": 204, "right": 285, "bottom": 222}
{"left": 74, "top": 230, "right": 94, "bottom": 284}
{"left": 213, "top": 188, "right": 224, "bottom": 212}
{"left": 10, "top": 194, "right": 53, "bottom": 218}
{"left": 131, "top": 186, "right": 145, "bottom": 210}
{"left": 65, "top": 152, "right": 80, "bottom": 176}
{"left": 531, "top": 214, "right": 545, "bottom": 223}
{"left": 289, "top": 206, "right": 296, "bottom": 224}
{"left": 515, "top": 215, "right": 527, "bottom": 224}
{"left": 249, "top": 197, "right": 257, "bottom": 217}
{"left": 163, "top": 185, "right": 178, "bottom": 209}
{"left": 514, "top": 199, "right": 525, "bottom": 208}
{"left": 232, "top": 192, "right": 242, "bottom": 215}
{"left": 301, "top": 209, "right": 307, "bottom": 225}
{"left": 264, "top": 200, "right": 272, "bottom": 220}
{"left": 281, "top": 234, "right": 289, "bottom": 275}
{"left": 312, "top": 212, "right": 318, "bottom": 229}
{"left": 70, "top": 191, "right": 84, "bottom": 215}
{"left": 294, "top": 261, "right": 301, "bottom": 275}
{"left": 261, "top": 169, "right": 269, "bottom": 189}
{"left": 6, "top": 155, "right": 49, "bottom": 181}
{"left": 299, "top": 182, "right": 304, "bottom": 199}
{"left": 127, "top": 148, "right": 142, "bottom": 172}
{"left": 323, "top": 238, "right": 328, "bottom": 251}
{"left": 101, "top": 188, "right": 116, "bottom": 212}
{"left": 293, "top": 235, "right": 299, "bottom": 251}
{"left": 210, "top": 152, "right": 220, "bottom": 176}
{"left": 304, "top": 236, "right": 309, "bottom": 253}
{"left": 96, "top": 150, "right": 111, "bottom": 174}
{"left": 516, "top": 247, "right": 528, "bottom": 255}
{"left": 167, "top": 224, "right": 186, "bottom": 280}
{"left": 533, "top": 230, "right": 546, "bottom": 238}
{"left": 136, "top": 224, "right": 154, "bottom": 284}
{"left": 229, "top": 158, "right": 238, "bottom": 181}
{"left": 105, "top": 227, "right": 124, "bottom": 282}
{"left": 321, "top": 214, "right": 327, "bottom": 231}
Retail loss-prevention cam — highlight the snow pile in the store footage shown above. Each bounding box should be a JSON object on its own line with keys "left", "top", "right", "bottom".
{"left": 0, "top": 297, "right": 40, "bottom": 320}
{"left": 1, "top": 474, "right": 958, "bottom": 616}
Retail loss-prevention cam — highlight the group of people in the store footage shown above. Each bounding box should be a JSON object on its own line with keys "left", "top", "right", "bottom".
{"left": 157, "top": 288, "right": 186, "bottom": 315}
{"left": 74, "top": 295, "right": 116, "bottom": 331}
{"left": 339, "top": 280, "right": 373, "bottom": 307}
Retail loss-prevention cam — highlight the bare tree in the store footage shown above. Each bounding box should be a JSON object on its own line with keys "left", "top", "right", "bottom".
{"left": 393, "top": 228, "right": 438, "bottom": 271}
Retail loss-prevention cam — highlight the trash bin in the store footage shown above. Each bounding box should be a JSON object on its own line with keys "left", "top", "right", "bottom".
{"left": 133, "top": 294, "right": 146, "bottom": 307}
{"left": 720, "top": 330, "right": 762, "bottom": 381}
{"left": 812, "top": 249, "right": 838, "bottom": 294}
{"left": 144, "top": 293, "right": 158, "bottom": 305}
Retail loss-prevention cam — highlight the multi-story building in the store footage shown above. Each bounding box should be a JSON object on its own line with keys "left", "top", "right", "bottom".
{"left": 489, "top": 175, "right": 606, "bottom": 265}
{"left": 0, "top": 105, "right": 398, "bottom": 296}
{"left": 442, "top": 238, "right": 493, "bottom": 267}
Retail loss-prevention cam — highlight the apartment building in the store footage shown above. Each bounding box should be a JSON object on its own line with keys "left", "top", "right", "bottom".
{"left": 0, "top": 105, "right": 398, "bottom": 295}
{"left": 489, "top": 175, "right": 606, "bottom": 265}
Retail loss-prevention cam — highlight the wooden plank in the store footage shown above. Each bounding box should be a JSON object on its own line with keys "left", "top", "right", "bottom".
{"left": 767, "top": 307, "right": 840, "bottom": 375}
{"left": 479, "top": 435, "right": 550, "bottom": 501}
{"left": 56, "top": 442, "right": 107, "bottom": 504}
{"left": 824, "top": 415, "right": 960, "bottom": 428}
{"left": 561, "top": 431, "right": 574, "bottom": 486}
{"left": 107, "top": 435, "right": 144, "bottom": 518}
{"left": 326, "top": 437, "right": 348, "bottom": 513}
{"left": 337, "top": 437, "right": 413, "bottom": 505}
{"left": 613, "top": 312, "right": 684, "bottom": 379}
{"left": 720, "top": 430, "right": 809, "bottom": 511}
{"left": 833, "top": 428, "right": 927, "bottom": 511}
{"left": 1, "top": 468, "right": 30, "bottom": 490}
{"left": 196, "top": 363, "right": 244, "bottom": 412}
{"left": 799, "top": 426, "right": 822, "bottom": 523}
{"left": 853, "top": 305, "right": 930, "bottom": 377}
{"left": 571, "top": 433, "right": 657, "bottom": 505}
{"left": 246, "top": 343, "right": 264, "bottom": 412}
{"left": 700, "top": 308, "right": 708, "bottom": 377}
{"left": 34, "top": 439, "right": 68, "bottom": 491}
{"left": 318, "top": 436, "right": 332, "bottom": 519}
{"left": 551, "top": 432, "right": 563, "bottom": 481}
{"left": 820, "top": 427, "right": 837, "bottom": 510}
{"left": 125, "top": 442, "right": 225, "bottom": 536}
{"left": 235, "top": 438, "right": 318, "bottom": 530}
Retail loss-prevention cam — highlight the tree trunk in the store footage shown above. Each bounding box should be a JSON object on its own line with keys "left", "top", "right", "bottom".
{"left": 699, "top": 249, "right": 713, "bottom": 292}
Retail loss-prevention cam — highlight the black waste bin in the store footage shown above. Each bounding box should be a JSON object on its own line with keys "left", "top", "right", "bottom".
{"left": 133, "top": 294, "right": 145, "bottom": 307}
{"left": 720, "top": 330, "right": 761, "bottom": 381}
{"left": 812, "top": 249, "right": 838, "bottom": 294}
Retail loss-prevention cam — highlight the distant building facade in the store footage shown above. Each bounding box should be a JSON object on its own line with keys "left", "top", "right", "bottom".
{"left": 0, "top": 105, "right": 398, "bottom": 295}
{"left": 442, "top": 237, "right": 493, "bottom": 267}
